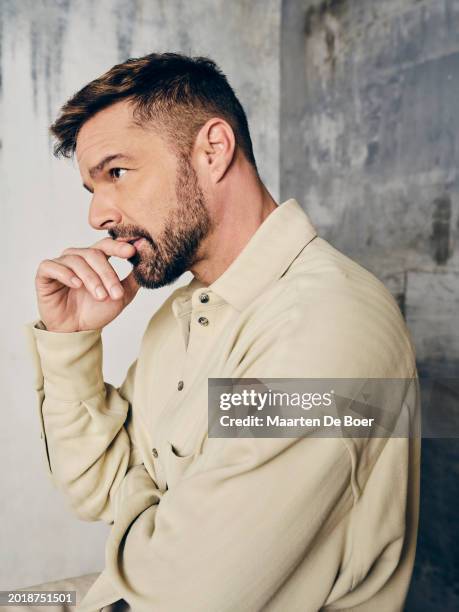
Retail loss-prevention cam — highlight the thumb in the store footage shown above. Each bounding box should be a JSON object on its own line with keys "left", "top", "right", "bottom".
{"left": 121, "top": 270, "right": 140, "bottom": 305}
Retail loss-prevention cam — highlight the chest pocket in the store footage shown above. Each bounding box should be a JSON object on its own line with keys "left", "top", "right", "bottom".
{"left": 165, "top": 441, "right": 196, "bottom": 490}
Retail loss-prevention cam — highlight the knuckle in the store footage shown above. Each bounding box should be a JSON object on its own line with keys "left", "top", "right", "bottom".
{"left": 61, "top": 254, "right": 85, "bottom": 270}
{"left": 36, "top": 259, "right": 58, "bottom": 283}
{"left": 37, "top": 259, "right": 52, "bottom": 272}
{"left": 101, "top": 261, "right": 116, "bottom": 276}
{"left": 93, "top": 238, "right": 110, "bottom": 248}
{"left": 58, "top": 254, "right": 73, "bottom": 265}
{"left": 90, "top": 248, "right": 107, "bottom": 262}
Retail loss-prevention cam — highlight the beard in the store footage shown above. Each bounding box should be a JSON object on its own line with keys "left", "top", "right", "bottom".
{"left": 109, "top": 154, "right": 212, "bottom": 289}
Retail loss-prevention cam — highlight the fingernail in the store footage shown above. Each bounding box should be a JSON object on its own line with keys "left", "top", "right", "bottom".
{"left": 110, "top": 285, "right": 124, "bottom": 299}
{"left": 121, "top": 243, "right": 134, "bottom": 253}
{"left": 95, "top": 286, "right": 106, "bottom": 299}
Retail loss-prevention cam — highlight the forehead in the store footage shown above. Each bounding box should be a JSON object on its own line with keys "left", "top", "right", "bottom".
{"left": 76, "top": 100, "right": 151, "bottom": 164}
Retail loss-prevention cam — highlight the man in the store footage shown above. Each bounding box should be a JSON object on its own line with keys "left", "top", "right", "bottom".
{"left": 22, "top": 53, "right": 420, "bottom": 611}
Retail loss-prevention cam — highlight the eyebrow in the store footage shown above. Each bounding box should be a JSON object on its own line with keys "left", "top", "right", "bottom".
{"left": 83, "top": 153, "right": 133, "bottom": 193}
{"left": 89, "top": 153, "right": 133, "bottom": 178}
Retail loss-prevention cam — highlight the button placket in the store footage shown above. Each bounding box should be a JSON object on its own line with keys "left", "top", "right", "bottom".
{"left": 181, "top": 288, "right": 221, "bottom": 383}
{"left": 193, "top": 291, "right": 211, "bottom": 328}
{"left": 149, "top": 441, "right": 167, "bottom": 492}
{"left": 191, "top": 288, "right": 213, "bottom": 310}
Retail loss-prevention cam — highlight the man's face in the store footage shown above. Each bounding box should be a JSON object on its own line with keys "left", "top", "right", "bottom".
{"left": 76, "top": 100, "right": 212, "bottom": 289}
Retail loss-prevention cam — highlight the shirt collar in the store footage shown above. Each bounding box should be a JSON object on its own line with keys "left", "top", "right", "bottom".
{"left": 180, "top": 198, "right": 317, "bottom": 312}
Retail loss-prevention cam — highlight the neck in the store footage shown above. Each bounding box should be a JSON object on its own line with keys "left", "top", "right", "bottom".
{"left": 190, "top": 174, "right": 278, "bottom": 285}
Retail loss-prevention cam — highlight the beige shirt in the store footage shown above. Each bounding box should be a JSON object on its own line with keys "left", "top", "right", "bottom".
{"left": 25, "top": 198, "right": 420, "bottom": 612}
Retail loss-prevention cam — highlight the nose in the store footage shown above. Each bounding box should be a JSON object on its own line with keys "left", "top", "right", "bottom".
{"left": 88, "top": 188, "right": 122, "bottom": 230}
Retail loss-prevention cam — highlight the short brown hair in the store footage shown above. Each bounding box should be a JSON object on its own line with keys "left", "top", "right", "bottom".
{"left": 50, "top": 52, "right": 258, "bottom": 171}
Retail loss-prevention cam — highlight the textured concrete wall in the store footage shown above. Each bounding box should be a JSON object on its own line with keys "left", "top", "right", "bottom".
{"left": 2, "top": 0, "right": 456, "bottom": 604}
{"left": 0, "top": 0, "right": 281, "bottom": 589}
{"left": 281, "top": 1, "right": 458, "bottom": 609}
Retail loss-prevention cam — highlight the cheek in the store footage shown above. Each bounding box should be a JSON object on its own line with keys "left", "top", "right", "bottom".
{"left": 125, "top": 173, "right": 178, "bottom": 225}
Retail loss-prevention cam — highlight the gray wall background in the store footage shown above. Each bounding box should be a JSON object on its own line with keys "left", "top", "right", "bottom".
{"left": 1, "top": 0, "right": 457, "bottom": 609}
{"left": 0, "top": 0, "right": 280, "bottom": 591}
{"left": 281, "top": 1, "right": 458, "bottom": 610}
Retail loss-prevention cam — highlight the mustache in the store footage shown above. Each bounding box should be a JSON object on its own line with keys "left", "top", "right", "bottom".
{"left": 108, "top": 226, "right": 155, "bottom": 245}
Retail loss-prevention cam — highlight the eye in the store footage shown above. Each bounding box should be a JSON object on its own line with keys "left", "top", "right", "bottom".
{"left": 109, "top": 167, "right": 128, "bottom": 180}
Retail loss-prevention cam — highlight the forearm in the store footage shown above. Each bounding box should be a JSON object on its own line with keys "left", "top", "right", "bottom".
{"left": 104, "top": 435, "right": 353, "bottom": 612}
{"left": 25, "top": 321, "right": 140, "bottom": 524}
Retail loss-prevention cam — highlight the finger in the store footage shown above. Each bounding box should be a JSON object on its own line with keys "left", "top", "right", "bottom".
{"left": 120, "top": 270, "right": 140, "bottom": 305}
{"left": 36, "top": 259, "right": 83, "bottom": 290}
{"left": 55, "top": 254, "right": 111, "bottom": 301}
{"left": 65, "top": 248, "right": 126, "bottom": 300}
{"left": 62, "top": 239, "right": 135, "bottom": 261}
{"left": 91, "top": 237, "right": 137, "bottom": 259}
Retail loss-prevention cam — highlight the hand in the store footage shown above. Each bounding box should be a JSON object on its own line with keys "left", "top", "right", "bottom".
{"left": 35, "top": 238, "right": 140, "bottom": 332}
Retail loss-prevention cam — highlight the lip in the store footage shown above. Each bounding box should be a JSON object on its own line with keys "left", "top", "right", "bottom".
{"left": 116, "top": 237, "right": 143, "bottom": 246}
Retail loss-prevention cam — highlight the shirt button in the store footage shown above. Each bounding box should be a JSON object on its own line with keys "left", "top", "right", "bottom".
{"left": 177, "top": 380, "right": 184, "bottom": 391}
{"left": 199, "top": 292, "right": 209, "bottom": 303}
{"left": 152, "top": 448, "right": 158, "bottom": 458}
{"left": 198, "top": 316, "right": 209, "bottom": 326}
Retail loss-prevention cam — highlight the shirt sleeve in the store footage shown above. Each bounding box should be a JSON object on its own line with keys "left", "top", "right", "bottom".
{"left": 24, "top": 320, "right": 145, "bottom": 525}
{"left": 102, "top": 284, "right": 419, "bottom": 611}
{"left": 106, "top": 435, "right": 352, "bottom": 612}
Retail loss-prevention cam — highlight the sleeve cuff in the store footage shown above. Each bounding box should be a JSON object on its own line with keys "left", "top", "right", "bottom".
{"left": 24, "top": 319, "right": 104, "bottom": 401}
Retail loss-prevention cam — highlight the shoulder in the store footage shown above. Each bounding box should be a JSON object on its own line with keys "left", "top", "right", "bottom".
{"left": 236, "top": 237, "right": 416, "bottom": 379}
{"left": 290, "top": 237, "right": 405, "bottom": 332}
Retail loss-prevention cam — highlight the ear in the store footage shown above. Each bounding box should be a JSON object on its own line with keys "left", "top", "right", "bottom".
{"left": 193, "top": 118, "right": 236, "bottom": 183}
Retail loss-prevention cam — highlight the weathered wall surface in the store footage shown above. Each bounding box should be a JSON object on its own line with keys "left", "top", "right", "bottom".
{"left": 281, "top": 1, "right": 458, "bottom": 609}
{"left": 0, "top": 0, "right": 281, "bottom": 589}
{"left": 1, "top": 0, "right": 456, "bottom": 605}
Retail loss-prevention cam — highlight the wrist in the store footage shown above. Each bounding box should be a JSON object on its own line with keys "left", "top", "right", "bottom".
{"left": 37, "top": 320, "right": 101, "bottom": 333}
{"left": 30, "top": 322, "right": 104, "bottom": 400}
